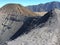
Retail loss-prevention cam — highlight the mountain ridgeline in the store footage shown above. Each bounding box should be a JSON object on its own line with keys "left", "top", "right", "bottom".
{"left": 26, "top": 1, "right": 60, "bottom": 12}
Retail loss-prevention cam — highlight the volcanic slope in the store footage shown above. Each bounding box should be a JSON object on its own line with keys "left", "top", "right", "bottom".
{"left": 8, "top": 9, "right": 60, "bottom": 45}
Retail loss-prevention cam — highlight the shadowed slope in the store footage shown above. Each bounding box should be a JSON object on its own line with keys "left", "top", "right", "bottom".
{"left": 10, "top": 9, "right": 58, "bottom": 40}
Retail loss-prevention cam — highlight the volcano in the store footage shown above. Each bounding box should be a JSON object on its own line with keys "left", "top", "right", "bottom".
{"left": 0, "top": 3, "right": 60, "bottom": 45}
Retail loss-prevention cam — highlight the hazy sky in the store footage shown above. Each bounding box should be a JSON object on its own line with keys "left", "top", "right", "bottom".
{"left": 0, "top": 0, "right": 60, "bottom": 7}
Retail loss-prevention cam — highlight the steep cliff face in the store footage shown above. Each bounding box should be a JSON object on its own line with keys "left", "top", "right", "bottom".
{"left": 8, "top": 9, "right": 60, "bottom": 45}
